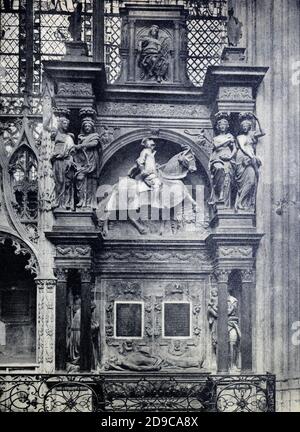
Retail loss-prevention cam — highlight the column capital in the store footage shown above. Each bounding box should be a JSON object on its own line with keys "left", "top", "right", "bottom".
{"left": 55, "top": 268, "right": 69, "bottom": 283}
{"left": 214, "top": 268, "right": 231, "bottom": 283}
{"left": 241, "top": 268, "right": 255, "bottom": 283}
{"left": 35, "top": 279, "right": 56, "bottom": 290}
{"left": 79, "top": 268, "right": 92, "bottom": 283}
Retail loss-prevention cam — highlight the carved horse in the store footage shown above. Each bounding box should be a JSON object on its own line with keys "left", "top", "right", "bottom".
{"left": 97, "top": 147, "right": 198, "bottom": 235}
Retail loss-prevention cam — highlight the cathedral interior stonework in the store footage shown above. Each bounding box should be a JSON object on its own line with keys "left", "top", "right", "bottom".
{"left": 0, "top": 0, "right": 299, "bottom": 413}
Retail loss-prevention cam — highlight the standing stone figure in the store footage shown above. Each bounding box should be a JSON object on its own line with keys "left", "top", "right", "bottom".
{"left": 51, "top": 110, "right": 76, "bottom": 210}
{"left": 74, "top": 108, "right": 102, "bottom": 209}
{"left": 227, "top": 293, "right": 241, "bottom": 371}
{"left": 137, "top": 25, "right": 169, "bottom": 83}
{"left": 68, "top": 0, "right": 83, "bottom": 41}
{"left": 209, "top": 112, "right": 237, "bottom": 208}
{"left": 67, "top": 298, "right": 100, "bottom": 371}
{"left": 207, "top": 289, "right": 241, "bottom": 371}
{"left": 235, "top": 112, "right": 265, "bottom": 212}
{"left": 227, "top": 7, "right": 243, "bottom": 47}
{"left": 67, "top": 295, "right": 81, "bottom": 367}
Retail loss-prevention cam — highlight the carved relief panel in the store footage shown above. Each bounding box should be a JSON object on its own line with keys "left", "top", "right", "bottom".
{"left": 117, "top": 5, "right": 191, "bottom": 86}
{"left": 100, "top": 278, "right": 208, "bottom": 372}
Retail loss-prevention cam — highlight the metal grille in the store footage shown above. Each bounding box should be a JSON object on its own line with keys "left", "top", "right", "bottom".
{"left": 0, "top": 373, "right": 276, "bottom": 413}
{"left": 104, "top": 15, "right": 122, "bottom": 83}
{"left": 186, "top": 17, "right": 227, "bottom": 86}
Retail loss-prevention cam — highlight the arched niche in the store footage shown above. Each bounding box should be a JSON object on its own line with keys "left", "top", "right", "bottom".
{"left": 102, "top": 129, "right": 211, "bottom": 183}
{"left": 98, "top": 133, "right": 211, "bottom": 237}
{"left": 0, "top": 237, "right": 37, "bottom": 365}
{"left": 100, "top": 133, "right": 211, "bottom": 206}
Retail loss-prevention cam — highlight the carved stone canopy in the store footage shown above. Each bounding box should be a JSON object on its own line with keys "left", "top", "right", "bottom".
{"left": 43, "top": 60, "right": 106, "bottom": 109}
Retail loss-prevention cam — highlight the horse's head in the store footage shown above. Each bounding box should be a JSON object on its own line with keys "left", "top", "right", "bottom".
{"left": 178, "top": 147, "right": 197, "bottom": 173}
{"left": 159, "top": 145, "right": 197, "bottom": 180}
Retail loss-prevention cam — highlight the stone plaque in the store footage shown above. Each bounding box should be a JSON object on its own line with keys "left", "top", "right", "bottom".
{"left": 163, "top": 302, "right": 191, "bottom": 337}
{"left": 115, "top": 302, "right": 143, "bottom": 338}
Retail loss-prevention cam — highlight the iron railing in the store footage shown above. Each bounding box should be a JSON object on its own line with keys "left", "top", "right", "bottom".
{"left": 0, "top": 372, "right": 276, "bottom": 412}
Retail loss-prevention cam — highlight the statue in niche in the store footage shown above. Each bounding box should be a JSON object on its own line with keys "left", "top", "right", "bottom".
{"left": 97, "top": 138, "right": 198, "bottom": 236}
{"left": 68, "top": 0, "right": 83, "bottom": 42}
{"left": 51, "top": 110, "right": 76, "bottom": 210}
{"left": 227, "top": 7, "right": 243, "bottom": 47}
{"left": 74, "top": 108, "right": 102, "bottom": 209}
{"left": 67, "top": 295, "right": 81, "bottom": 367}
{"left": 207, "top": 289, "right": 241, "bottom": 371}
{"left": 67, "top": 297, "right": 100, "bottom": 371}
{"left": 104, "top": 341, "right": 162, "bottom": 371}
{"left": 137, "top": 25, "right": 170, "bottom": 83}
{"left": 91, "top": 301, "right": 100, "bottom": 370}
{"left": 208, "top": 112, "right": 237, "bottom": 208}
{"left": 235, "top": 112, "right": 265, "bottom": 212}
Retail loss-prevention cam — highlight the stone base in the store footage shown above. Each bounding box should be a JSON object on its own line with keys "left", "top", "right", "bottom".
{"left": 221, "top": 46, "right": 247, "bottom": 64}
{"left": 277, "top": 377, "right": 300, "bottom": 412}
{"left": 210, "top": 207, "right": 256, "bottom": 233}
{"left": 52, "top": 209, "right": 98, "bottom": 232}
{"left": 64, "top": 41, "right": 90, "bottom": 61}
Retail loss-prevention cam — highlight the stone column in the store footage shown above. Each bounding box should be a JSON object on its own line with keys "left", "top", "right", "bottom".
{"left": 36, "top": 279, "right": 56, "bottom": 373}
{"left": 55, "top": 268, "right": 68, "bottom": 371}
{"left": 241, "top": 268, "right": 254, "bottom": 372}
{"left": 93, "top": 0, "right": 105, "bottom": 62}
{"left": 79, "top": 268, "right": 92, "bottom": 371}
{"left": 173, "top": 22, "right": 180, "bottom": 83}
{"left": 128, "top": 20, "right": 136, "bottom": 81}
{"left": 216, "top": 269, "right": 230, "bottom": 373}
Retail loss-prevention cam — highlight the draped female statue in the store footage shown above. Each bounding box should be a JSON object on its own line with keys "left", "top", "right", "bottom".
{"left": 208, "top": 112, "right": 237, "bottom": 208}
{"left": 235, "top": 112, "right": 265, "bottom": 212}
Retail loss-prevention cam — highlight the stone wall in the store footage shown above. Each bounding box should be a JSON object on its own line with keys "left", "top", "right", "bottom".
{"left": 238, "top": 0, "right": 300, "bottom": 410}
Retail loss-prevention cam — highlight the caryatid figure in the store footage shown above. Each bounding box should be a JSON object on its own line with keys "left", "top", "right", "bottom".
{"left": 209, "top": 112, "right": 237, "bottom": 208}
{"left": 51, "top": 109, "right": 76, "bottom": 210}
{"left": 74, "top": 108, "right": 102, "bottom": 209}
{"left": 235, "top": 112, "right": 265, "bottom": 212}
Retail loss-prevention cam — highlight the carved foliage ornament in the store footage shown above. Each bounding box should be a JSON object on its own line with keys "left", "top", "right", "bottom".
{"left": 57, "top": 82, "right": 93, "bottom": 97}
{"left": 56, "top": 245, "right": 91, "bottom": 257}
{"left": 36, "top": 279, "right": 56, "bottom": 371}
{"left": 218, "top": 87, "right": 252, "bottom": 101}
{"left": 0, "top": 233, "right": 39, "bottom": 276}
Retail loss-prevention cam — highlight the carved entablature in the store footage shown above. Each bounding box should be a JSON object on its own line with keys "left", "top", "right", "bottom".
{"left": 56, "top": 245, "right": 92, "bottom": 258}
{"left": 102, "top": 278, "right": 207, "bottom": 372}
{"left": 97, "top": 243, "right": 212, "bottom": 275}
{"left": 116, "top": 4, "right": 191, "bottom": 87}
{"left": 217, "top": 246, "right": 253, "bottom": 259}
{"left": 57, "top": 82, "right": 93, "bottom": 97}
{"left": 218, "top": 86, "right": 253, "bottom": 101}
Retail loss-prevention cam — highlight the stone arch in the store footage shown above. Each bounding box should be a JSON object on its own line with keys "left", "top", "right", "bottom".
{"left": 102, "top": 128, "right": 211, "bottom": 183}
{"left": 0, "top": 229, "right": 40, "bottom": 276}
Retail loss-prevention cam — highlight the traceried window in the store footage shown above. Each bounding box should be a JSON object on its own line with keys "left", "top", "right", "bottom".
{"left": 0, "top": 0, "right": 228, "bottom": 105}
{"left": 8, "top": 145, "right": 39, "bottom": 242}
